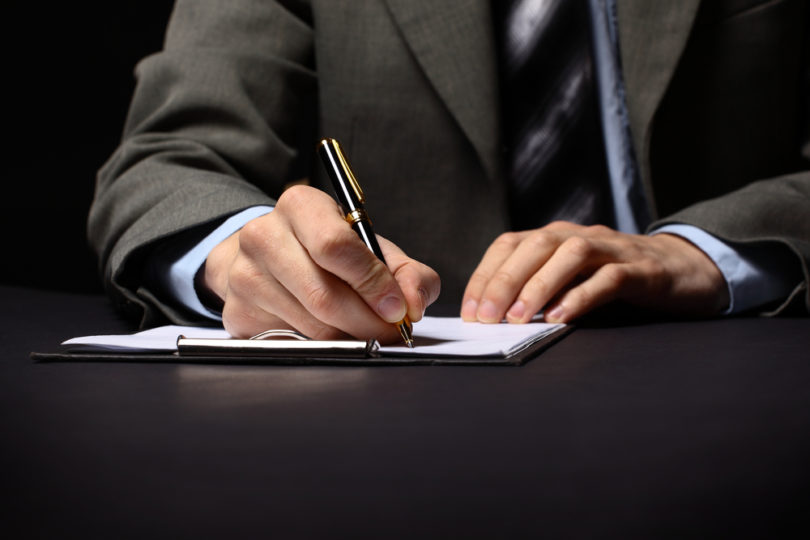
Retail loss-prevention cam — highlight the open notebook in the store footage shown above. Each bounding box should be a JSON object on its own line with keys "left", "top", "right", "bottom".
{"left": 34, "top": 316, "right": 572, "bottom": 366}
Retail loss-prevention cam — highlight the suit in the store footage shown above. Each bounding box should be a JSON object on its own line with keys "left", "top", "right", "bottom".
{"left": 89, "top": 0, "right": 810, "bottom": 326}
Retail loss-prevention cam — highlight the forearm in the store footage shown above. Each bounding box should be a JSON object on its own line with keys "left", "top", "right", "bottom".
{"left": 88, "top": 0, "right": 317, "bottom": 326}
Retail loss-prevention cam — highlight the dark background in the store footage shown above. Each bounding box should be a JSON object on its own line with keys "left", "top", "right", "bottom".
{"left": 5, "top": 1, "right": 176, "bottom": 292}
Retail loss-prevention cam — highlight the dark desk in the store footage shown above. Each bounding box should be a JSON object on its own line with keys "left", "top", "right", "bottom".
{"left": 2, "top": 285, "right": 809, "bottom": 538}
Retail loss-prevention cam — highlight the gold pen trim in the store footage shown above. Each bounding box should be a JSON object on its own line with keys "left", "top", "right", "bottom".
{"left": 326, "top": 138, "right": 365, "bottom": 204}
{"left": 345, "top": 208, "right": 372, "bottom": 226}
{"left": 319, "top": 137, "right": 414, "bottom": 349}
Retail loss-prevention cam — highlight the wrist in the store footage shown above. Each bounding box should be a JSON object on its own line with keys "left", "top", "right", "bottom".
{"left": 655, "top": 233, "right": 730, "bottom": 314}
{"left": 203, "top": 232, "right": 240, "bottom": 304}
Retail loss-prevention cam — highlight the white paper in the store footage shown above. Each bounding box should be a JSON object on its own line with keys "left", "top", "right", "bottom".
{"left": 62, "top": 325, "right": 230, "bottom": 352}
{"left": 62, "top": 317, "right": 565, "bottom": 358}
{"left": 380, "top": 317, "right": 564, "bottom": 357}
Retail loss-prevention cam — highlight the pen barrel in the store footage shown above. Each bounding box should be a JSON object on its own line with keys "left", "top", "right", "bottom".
{"left": 318, "top": 139, "right": 364, "bottom": 212}
{"left": 318, "top": 137, "right": 414, "bottom": 348}
{"left": 351, "top": 219, "right": 386, "bottom": 262}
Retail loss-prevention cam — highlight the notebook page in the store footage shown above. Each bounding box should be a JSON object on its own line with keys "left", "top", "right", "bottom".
{"left": 62, "top": 317, "right": 564, "bottom": 358}
{"left": 381, "top": 316, "right": 565, "bottom": 357}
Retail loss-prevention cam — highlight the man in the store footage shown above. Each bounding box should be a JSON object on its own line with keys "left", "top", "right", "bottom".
{"left": 89, "top": 0, "right": 809, "bottom": 341}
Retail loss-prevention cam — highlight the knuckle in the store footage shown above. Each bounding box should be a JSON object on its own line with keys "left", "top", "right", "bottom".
{"left": 561, "top": 236, "right": 593, "bottom": 259}
{"left": 315, "top": 227, "right": 355, "bottom": 261}
{"left": 353, "top": 259, "right": 394, "bottom": 297}
{"left": 302, "top": 281, "right": 342, "bottom": 318}
{"left": 276, "top": 184, "right": 310, "bottom": 209}
{"left": 640, "top": 258, "right": 666, "bottom": 277}
{"left": 226, "top": 261, "right": 260, "bottom": 297}
{"left": 546, "top": 220, "right": 568, "bottom": 230}
{"left": 490, "top": 270, "right": 518, "bottom": 291}
{"left": 525, "top": 274, "right": 552, "bottom": 298}
{"left": 585, "top": 224, "right": 613, "bottom": 236}
{"left": 527, "top": 231, "right": 554, "bottom": 251}
{"left": 495, "top": 231, "right": 521, "bottom": 249}
{"left": 237, "top": 219, "right": 267, "bottom": 253}
{"left": 602, "top": 263, "right": 629, "bottom": 288}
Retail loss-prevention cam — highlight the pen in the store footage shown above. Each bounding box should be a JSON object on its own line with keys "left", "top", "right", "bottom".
{"left": 317, "top": 137, "right": 415, "bottom": 348}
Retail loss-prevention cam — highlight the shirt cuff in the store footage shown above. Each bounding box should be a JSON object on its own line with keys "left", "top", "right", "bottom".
{"left": 652, "top": 224, "right": 798, "bottom": 314}
{"left": 165, "top": 206, "right": 274, "bottom": 320}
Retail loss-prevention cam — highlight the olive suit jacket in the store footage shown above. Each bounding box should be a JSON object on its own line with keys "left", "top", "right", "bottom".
{"left": 89, "top": 0, "right": 810, "bottom": 327}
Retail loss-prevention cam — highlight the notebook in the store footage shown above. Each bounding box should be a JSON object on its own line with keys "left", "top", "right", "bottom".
{"left": 32, "top": 316, "right": 572, "bottom": 366}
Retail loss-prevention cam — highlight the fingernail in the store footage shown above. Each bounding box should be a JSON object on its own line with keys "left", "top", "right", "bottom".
{"left": 477, "top": 300, "right": 499, "bottom": 323}
{"left": 378, "top": 295, "right": 407, "bottom": 323}
{"left": 461, "top": 299, "right": 478, "bottom": 320}
{"left": 546, "top": 305, "right": 564, "bottom": 322}
{"left": 506, "top": 300, "right": 525, "bottom": 322}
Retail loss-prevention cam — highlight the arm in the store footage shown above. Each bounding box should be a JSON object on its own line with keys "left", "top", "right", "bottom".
{"left": 89, "top": 1, "right": 440, "bottom": 338}
{"left": 89, "top": 0, "right": 316, "bottom": 327}
{"left": 460, "top": 175, "right": 810, "bottom": 325}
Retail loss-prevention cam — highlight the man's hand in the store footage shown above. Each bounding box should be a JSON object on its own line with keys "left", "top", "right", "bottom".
{"left": 203, "top": 185, "right": 440, "bottom": 341}
{"left": 461, "top": 221, "right": 729, "bottom": 324}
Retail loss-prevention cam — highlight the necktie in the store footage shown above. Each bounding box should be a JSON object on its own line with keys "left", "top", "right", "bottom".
{"left": 494, "top": 0, "right": 615, "bottom": 230}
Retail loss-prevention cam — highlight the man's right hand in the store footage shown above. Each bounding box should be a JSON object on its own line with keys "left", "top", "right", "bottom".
{"left": 202, "top": 185, "right": 441, "bottom": 342}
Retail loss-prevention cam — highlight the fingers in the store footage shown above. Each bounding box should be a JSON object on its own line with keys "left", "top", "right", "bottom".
{"left": 379, "top": 236, "right": 442, "bottom": 322}
{"left": 281, "top": 186, "right": 410, "bottom": 324}
{"left": 462, "top": 223, "right": 603, "bottom": 323}
{"left": 460, "top": 231, "right": 531, "bottom": 321}
{"left": 542, "top": 262, "right": 641, "bottom": 323}
{"left": 221, "top": 258, "right": 342, "bottom": 340}
{"left": 505, "top": 234, "right": 617, "bottom": 323}
{"left": 222, "top": 212, "right": 374, "bottom": 339}
{"left": 216, "top": 185, "right": 439, "bottom": 342}
{"left": 461, "top": 222, "right": 731, "bottom": 325}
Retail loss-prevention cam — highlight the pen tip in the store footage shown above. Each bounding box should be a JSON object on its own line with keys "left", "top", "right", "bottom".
{"left": 398, "top": 319, "right": 414, "bottom": 348}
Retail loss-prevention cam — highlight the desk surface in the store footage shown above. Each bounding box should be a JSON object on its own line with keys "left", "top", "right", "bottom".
{"left": 2, "top": 285, "right": 809, "bottom": 538}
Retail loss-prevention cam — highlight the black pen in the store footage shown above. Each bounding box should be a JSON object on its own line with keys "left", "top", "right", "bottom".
{"left": 317, "top": 137, "right": 414, "bottom": 348}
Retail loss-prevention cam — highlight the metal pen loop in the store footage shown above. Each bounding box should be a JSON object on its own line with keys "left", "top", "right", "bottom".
{"left": 249, "top": 329, "right": 311, "bottom": 341}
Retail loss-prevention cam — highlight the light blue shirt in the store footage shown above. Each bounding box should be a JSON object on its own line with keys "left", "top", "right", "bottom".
{"left": 161, "top": 206, "right": 273, "bottom": 320}
{"left": 150, "top": 0, "right": 795, "bottom": 319}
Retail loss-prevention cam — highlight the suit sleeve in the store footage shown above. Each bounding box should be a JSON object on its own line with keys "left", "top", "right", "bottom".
{"left": 88, "top": 0, "right": 316, "bottom": 327}
{"left": 651, "top": 172, "right": 810, "bottom": 315}
{"left": 640, "top": 1, "right": 810, "bottom": 315}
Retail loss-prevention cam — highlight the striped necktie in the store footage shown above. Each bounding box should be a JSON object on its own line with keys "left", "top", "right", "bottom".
{"left": 494, "top": 0, "right": 615, "bottom": 230}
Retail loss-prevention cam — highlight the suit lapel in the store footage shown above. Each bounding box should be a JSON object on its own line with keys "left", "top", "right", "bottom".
{"left": 383, "top": 0, "right": 501, "bottom": 184}
{"left": 616, "top": 0, "right": 701, "bottom": 212}
{"left": 382, "top": 0, "right": 702, "bottom": 214}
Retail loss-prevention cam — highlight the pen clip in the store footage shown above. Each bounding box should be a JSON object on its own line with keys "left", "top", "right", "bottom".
{"left": 327, "top": 138, "right": 365, "bottom": 204}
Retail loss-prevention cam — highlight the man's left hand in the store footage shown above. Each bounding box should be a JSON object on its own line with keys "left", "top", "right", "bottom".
{"left": 461, "top": 221, "right": 730, "bottom": 324}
